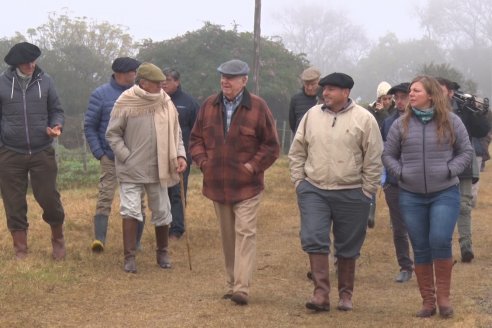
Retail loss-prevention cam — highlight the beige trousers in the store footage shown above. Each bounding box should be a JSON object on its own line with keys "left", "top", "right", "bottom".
{"left": 213, "top": 192, "right": 263, "bottom": 295}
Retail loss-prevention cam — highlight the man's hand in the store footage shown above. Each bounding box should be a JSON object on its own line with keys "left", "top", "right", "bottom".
{"left": 47, "top": 125, "right": 62, "bottom": 138}
{"left": 177, "top": 157, "right": 187, "bottom": 173}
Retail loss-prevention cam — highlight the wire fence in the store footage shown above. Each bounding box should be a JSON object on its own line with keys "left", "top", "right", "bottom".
{"left": 54, "top": 120, "right": 294, "bottom": 174}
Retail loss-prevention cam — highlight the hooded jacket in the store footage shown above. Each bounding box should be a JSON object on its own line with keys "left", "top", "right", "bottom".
{"left": 0, "top": 66, "right": 64, "bottom": 154}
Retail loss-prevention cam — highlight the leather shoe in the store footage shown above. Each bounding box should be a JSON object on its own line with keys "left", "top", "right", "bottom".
{"left": 395, "top": 270, "right": 412, "bottom": 283}
{"left": 231, "top": 292, "right": 249, "bottom": 305}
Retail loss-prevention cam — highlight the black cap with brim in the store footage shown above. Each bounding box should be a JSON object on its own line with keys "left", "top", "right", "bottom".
{"left": 4, "top": 42, "right": 41, "bottom": 66}
{"left": 318, "top": 72, "right": 354, "bottom": 89}
{"left": 388, "top": 82, "right": 410, "bottom": 95}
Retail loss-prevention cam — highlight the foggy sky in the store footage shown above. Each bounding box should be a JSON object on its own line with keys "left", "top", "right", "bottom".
{"left": 1, "top": 0, "right": 427, "bottom": 42}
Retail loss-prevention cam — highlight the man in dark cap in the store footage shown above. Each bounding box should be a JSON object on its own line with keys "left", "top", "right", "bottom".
{"left": 161, "top": 68, "right": 199, "bottom": 241}
{"left": 436, "top": 77, "right": 490, "bottom": 263}
{"left": 289, "top": 72, "right": 383, "bottom": 312}
{"left": 106, "top": 62, "right": 187, "bottom": 273}
{"left": 190, "top": 59, "right": 280, "bottom": 305}
{"left": 289, "top": 66, "right": 321, "bottom": 134}
{"left": 84, "top": 56, "right": 145, "bottom": 253}
{"left": 0, "top": 42, "right": 66, "bottom": 260}
{"left": 381, "top": 82, "right": 414, "bottom": 283}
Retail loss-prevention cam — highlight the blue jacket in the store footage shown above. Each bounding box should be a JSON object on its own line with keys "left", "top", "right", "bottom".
{"left": 84, "top": 76, "right": 131, "bottom": 160}
{"left": 169, "top": 86, "right": 199, "bottom": 163}
{"left": 0, "top": 66, "right": 64, "bottom": 154}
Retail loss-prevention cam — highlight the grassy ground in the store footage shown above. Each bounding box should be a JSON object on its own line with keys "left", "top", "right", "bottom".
{"left": 0, "top": 156, "right": 491, "bottom": 327}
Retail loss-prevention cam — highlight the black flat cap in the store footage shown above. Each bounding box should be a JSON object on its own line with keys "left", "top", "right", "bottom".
{"left": 388, "top": 82, "right": 410, "bottom": 95}
{"left": 112, "top": 57, "right": 141, "bottom": 73}
{"left": 217, "top": 59, "right": 250, "bottom": 76}
{"left": 4, "top": 42, "right": 41, "bottom": 66}
{"left": 318, "top": 72, "right": 354, "bottom": 89}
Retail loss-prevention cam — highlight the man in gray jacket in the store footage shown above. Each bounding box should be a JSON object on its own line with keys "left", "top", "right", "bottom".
{"left": 106, "top": 63, "right": 187, "bottom": 273}
{"left": 0, "top": 42, "right": 66, "bottom": 260}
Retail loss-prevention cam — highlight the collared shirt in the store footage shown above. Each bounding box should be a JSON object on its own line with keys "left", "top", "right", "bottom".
{"left": 223, "top": 90, "right": 244, "bottom": 131}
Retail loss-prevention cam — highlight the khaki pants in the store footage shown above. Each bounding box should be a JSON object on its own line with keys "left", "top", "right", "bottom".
{"left": 213, "top": 192, "right": 263, "bottom": 295}
{"left": 95, "top": 155, "right": 118, "bottom": 216}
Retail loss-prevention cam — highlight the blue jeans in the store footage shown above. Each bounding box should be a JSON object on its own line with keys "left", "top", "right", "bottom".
{"left": 399, "top": 185, "right": 460, "bottom": 264}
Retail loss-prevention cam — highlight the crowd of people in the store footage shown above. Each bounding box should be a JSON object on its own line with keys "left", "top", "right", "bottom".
{"left": 1, "top": 41, "right": 490, "bottom": 318}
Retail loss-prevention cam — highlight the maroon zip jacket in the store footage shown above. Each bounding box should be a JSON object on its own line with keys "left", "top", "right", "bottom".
{"left": 190, "top": 88, "right": 280, "bottom": 204}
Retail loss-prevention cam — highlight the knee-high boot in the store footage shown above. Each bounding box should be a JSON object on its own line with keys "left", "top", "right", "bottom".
{"left": 155, "top": 225, "right": 171, "bottom": 269}
{"left": 122, "top": 217, "right": 138, "bottom": 273}
{"left": 305, "top": 253, "right": 330, "bottom": 311}
{"left": 337, "top": 257, "right": 356, "bottom": 311}
{"left": 414, "top": 263, "right": 436, "bottom": 317}
{"left": 11, "top": 230, "right": 28, "bottom": 259}
{"left": 434, "top": 258, "right": 454, "bottom": 318}
{"left": 51, "top": 224, "right": 66, "bottom": 260}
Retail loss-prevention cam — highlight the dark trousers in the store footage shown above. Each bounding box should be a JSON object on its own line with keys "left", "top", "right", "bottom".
{"left": 383, "top": 184, "right": 413, "bottom": 272}
{"left": 168, "top": 162, "right": 190, "bottom": 236}
{"left": 0, "top": 147, "right": 65, "bottom": 231}
{"left": 296, "top": 180, "right": 370, "bottom": 258}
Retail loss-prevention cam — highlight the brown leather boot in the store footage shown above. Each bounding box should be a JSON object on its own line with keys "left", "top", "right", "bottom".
{"left": 122, "top": 218, "right": 138, "bottom": 273}
{"left": 155, "top": 225, "right": 171, "bottom": 269}
{"left": 337, "top": 257, "right": 355, "bottom": 311}
{"left": 50, "top": 224, "right": 66, "bottom": 260}
{"left": 434, "top": 258, "right": 454, "bottom": 318}
{"left": 414, "top": 263, "right": 436, "bottom": 317}
{"left": 305, "top": 253, "right": 330, "bottom": 311}
{"left": 11, "top": 230, "right": 28, "bottom": 259}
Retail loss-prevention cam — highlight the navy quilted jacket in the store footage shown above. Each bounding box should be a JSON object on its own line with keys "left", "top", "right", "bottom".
{"left": 84, "top": 76, "right": 130, "bottom": 160}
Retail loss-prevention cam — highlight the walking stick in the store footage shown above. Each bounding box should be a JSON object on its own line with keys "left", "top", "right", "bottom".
{"left": 180, "top": 172, "right": 192, "bottom": 271}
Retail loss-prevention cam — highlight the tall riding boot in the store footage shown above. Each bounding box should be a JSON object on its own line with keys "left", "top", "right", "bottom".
{"left": 51, "top": 224, "right": 66, "bottom": 260}
{"left": 155, "top": 225, "right": 171, "bottom": 269}
{"left": 434, "top": 258, "right": 454, "bottom": 318}
{"left": 122, "top": 217, "right": 138, "bottom": 273}
{"left": 414, "top": 263, "right": 436, "bottom": 317}
{"left": 11, "top": 230, "right": 28, "bottom": 259}
{"left": 92, "top": 214, "right": 109, "bottom": 252}
{"left": 136, "top": 214, "right": 146, "bottom": 251}
{"left": 305, "top": 253, "right": 330, "bottom": 311}
{"left": 337, "top": 257, "right": 356, "bottom": 311}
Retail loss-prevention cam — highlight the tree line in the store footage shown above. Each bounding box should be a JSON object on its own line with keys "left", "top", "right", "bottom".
{"left": 0, "top": 0, "right": 490, "bottom": 149}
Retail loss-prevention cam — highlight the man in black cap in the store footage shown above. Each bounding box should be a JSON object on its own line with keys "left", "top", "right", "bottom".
{"left": 84, "top": 56, "right": 145, "bottom": 253}
{"left": 289, "top": 72, "right": 383, "bottom": 312}
{"left": 381, "top": 82, "right": 414, "bottom": 283}
{"left": 0, "top": 42, "right": 66, "bottom": 260}
{"left": 190, "top": 59, "right": 280, "bottom": 305}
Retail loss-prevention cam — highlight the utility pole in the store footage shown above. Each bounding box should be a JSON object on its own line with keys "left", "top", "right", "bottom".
{"left": 253, "top": 0, "right": 261, "bottom": 95}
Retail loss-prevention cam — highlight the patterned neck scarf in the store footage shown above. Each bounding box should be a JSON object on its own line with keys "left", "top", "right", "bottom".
{"left": 412, "top": 107, "right": 435, "bottom": 124}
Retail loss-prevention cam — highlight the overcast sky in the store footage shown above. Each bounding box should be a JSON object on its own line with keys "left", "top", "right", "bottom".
{"left": 1, "top": 0, "right": 428, "bottom": 43}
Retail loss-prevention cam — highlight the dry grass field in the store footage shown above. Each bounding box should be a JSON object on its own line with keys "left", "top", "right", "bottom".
{"left": 0, "top": 156, "right": 491, "bottom": 328}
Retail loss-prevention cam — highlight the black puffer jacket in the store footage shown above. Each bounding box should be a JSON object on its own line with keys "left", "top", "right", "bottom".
{"left": 0, "top": 66, "right": 64, "bottom": 154}
{"left": 453, "top": 99, "right": 490, "bottom": 179}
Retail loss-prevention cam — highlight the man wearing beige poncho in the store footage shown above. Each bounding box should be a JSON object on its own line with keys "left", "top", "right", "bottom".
{"left": 106, "top": 62, "right": 187, "bottom": 273}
